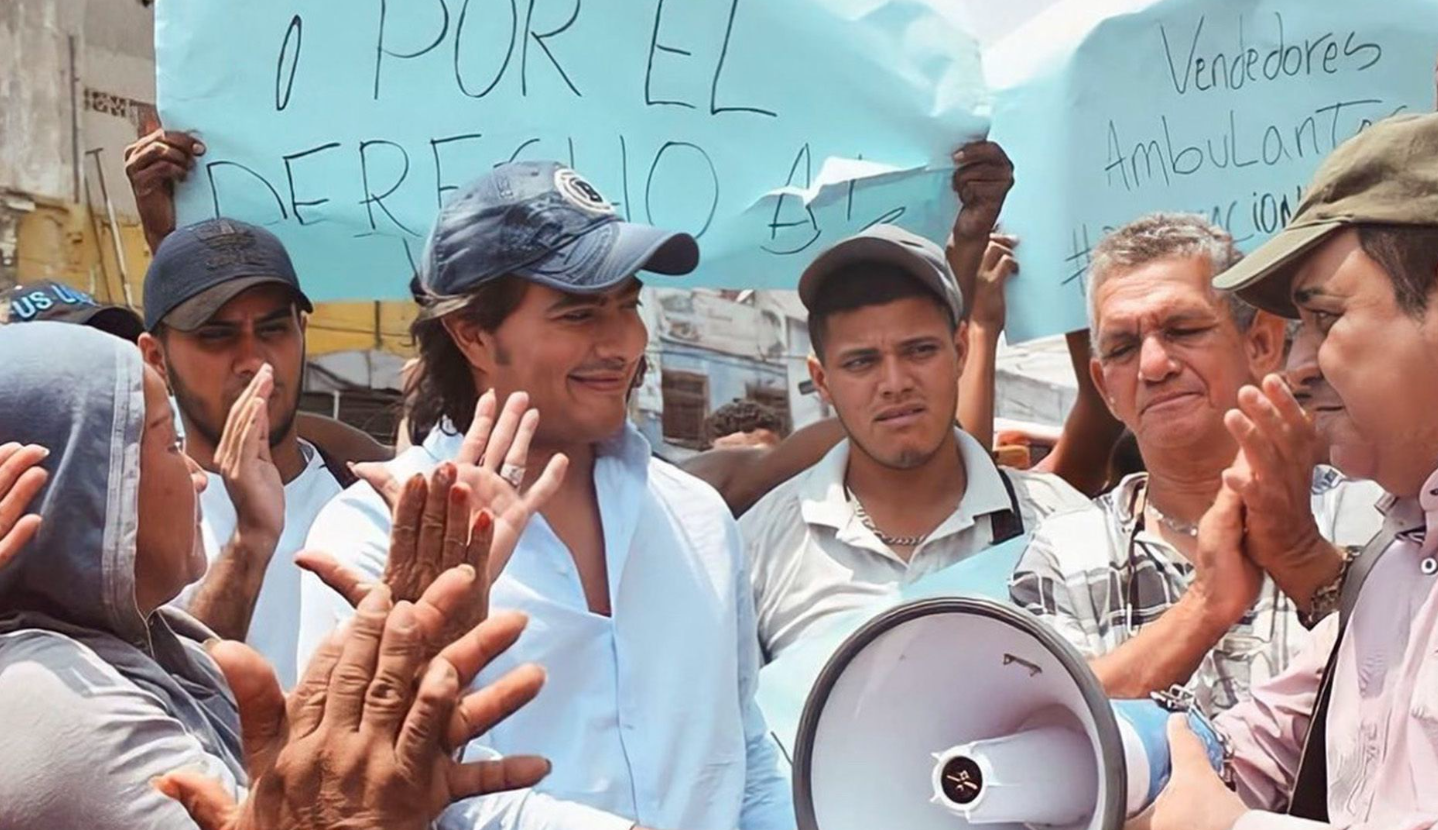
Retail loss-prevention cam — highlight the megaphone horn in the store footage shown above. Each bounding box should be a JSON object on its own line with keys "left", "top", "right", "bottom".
{"left": 792, "top": 597, "right": 1225, "bottom": 830}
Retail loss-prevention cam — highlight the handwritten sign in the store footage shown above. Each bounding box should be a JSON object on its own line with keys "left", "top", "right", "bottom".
{"left": 987, "top": 0, "right": 1438, "bottom": 342}
{"left": 155, "top": 0, "right": 988, "bottom": 301}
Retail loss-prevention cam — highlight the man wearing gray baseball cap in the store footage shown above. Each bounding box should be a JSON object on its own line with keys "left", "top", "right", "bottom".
{"left": 298, "top": 161, "right": 794, "bottom": 830}
{"left": 740, "top": 224, "right": 1088, "bottom": 660}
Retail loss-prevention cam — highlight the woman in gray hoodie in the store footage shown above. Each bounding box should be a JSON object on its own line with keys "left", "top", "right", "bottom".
{"left": 0, "top": 320, "right": 242, "bottom": 828}
{"left": 0, "top": 321, "right": 550, "bottom": 830}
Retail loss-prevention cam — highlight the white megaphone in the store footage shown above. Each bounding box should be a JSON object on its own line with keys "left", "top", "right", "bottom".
{"left": 792, "top": 597, "right": 1226, "bottom": 830}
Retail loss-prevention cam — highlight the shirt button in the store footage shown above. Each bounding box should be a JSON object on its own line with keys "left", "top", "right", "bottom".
{"left": 1421, "top": 557, "right": 1437, "bottom": 576}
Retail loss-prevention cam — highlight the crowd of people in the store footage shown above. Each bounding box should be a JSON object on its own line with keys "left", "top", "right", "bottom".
{"left": 2, "top": 54, "right": 1438, "bottom": 830}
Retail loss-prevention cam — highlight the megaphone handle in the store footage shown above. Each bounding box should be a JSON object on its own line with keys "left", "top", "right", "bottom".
{"left": 1113, "top": 697, "right": 1229, "bottom": 816}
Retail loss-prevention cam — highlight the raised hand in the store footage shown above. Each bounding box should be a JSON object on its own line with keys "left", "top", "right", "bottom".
{"left": 124, "top": 123, "right": 204, "bottom": 253}
{"left": 950, "top": 141, "right": 1015, "bottom": 242}
{"left": 0, "top": 443, "right": 48, "bottom": 571}
{"left": 1189, "top": 481, "right": 1263, "bottom": 630}
{"left": 155, "top": 571, "right": 548, "bottom": 830}
{"left": 323, "top": 390, "right": 567, "bottom": 603}
{"left": 450, "top": 390, "right": 568, "bottom": 578}
{"left": 299, "top": 463, "right": 496, "bottom": 655}
{"left": 971, "top": 233, "right": 1019, "bottom": 331}
{"left": 1222, "top": 374, "right": 1344, "bottom": 611}
{"left": 216, "top": 365, "right": 285, "bottom": 552}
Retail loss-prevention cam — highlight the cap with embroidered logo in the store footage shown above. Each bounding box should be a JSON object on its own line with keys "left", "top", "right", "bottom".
{"left": 143, "top": 218, "right": 313, "bottom": 331}
{"left": 416, "top": 161, "right": 699, "bottom": 316}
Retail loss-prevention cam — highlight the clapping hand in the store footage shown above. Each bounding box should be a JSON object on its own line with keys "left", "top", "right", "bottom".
{"left": 156, "top": 570, "right": 549, "bottom": 830}
{"left": 0, "top": 442, "right": 48, "bottom": 571}
{"left": 298, "top": 391, "right": 567, "bottom": 651}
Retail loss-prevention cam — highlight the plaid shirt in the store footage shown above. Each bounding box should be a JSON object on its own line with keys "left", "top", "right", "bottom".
{"left": 1009, "top": 470, "right": 1384, "bottom": 714}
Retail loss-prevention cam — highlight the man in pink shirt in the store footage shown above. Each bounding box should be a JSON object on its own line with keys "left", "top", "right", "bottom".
{"left": 1140, "top": 113, "right": 1438, "bottom": 830}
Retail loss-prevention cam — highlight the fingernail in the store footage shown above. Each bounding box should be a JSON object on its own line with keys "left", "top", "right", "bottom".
{"left": 194, "top": 141, "right": 206, "bottom": 154}
{"left": 475, "top": 510, "right": 492, "bottom": 532}
{"left": 32, "top": 445, "right": 50, "bottom": 459}
{"left": 390, "top": 601, "right": 416, "bottom": 631}
{"left": 456, "top": 563, "right": 477, "bottom": 581}
{"left": 450, "top": 486, "right": 466, "bottom": 505}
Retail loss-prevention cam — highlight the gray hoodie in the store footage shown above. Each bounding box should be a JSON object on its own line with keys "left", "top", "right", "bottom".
{"left": 0, "top": 322, "right": 246, "bottom": 829}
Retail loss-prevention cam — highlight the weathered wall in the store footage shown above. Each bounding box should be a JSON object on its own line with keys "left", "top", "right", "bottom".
{"left": 0, "top": 0, "right": 80, "bottom": 202}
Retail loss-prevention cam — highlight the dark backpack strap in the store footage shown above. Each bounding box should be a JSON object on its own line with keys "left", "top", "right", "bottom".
{"left": 989, "top": 468, "right": 1025, "bottom": 544}
{"left": 313, "top": 442, "right": 359, "bottom": 490}
{"left": 1286, "top": 645, "right": 1339, "bottom": 820}
{"left": 1286, "top": 523, "right": 1401, "bottom": 819}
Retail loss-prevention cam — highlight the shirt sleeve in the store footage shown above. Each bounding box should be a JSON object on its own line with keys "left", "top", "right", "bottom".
{"left": 1216, "top": 616, "right": 1336, "bottom": 811}
{"left": 294, "top": 481, "right": 392, "bottom": 675}
{"left": 729, "top": 516, "right": 798, "bottom": 830}
{"left": 738, "top": 494, "right": 791, "bottom": 663}
{"left": 1008, "top": 518, "right": 1108, "bottom": 657}
{"left": 0, "top": 632, "right": 243, "bottom": 830}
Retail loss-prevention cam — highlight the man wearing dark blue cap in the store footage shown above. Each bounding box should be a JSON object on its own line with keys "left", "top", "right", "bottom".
{"left": 0, "top": 280, "right": 145, "bottom": 342}
{"left": 138, "top": 217, "right": 342, "bottom": 689}
{"left": 299, "top": 161, "right": 794, "bottom": 830}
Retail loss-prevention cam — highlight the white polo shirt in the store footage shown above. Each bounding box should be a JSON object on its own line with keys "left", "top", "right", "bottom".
{"left": 739, "top": 428, "right": 1088, "bottom": 660}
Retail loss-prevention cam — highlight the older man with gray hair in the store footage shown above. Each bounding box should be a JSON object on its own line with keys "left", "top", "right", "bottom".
{"left": 1009, "top": 212, "right": 1382, "bottom": 714}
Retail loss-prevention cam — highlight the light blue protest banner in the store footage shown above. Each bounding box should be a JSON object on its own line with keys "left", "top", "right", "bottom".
{"left": 757, "top": 534, "right": 1028, "bottom": 767}
{"left": 987, "top": 0, "right": 1438, "bottom": 342}
{"left": 155, "top": 0, "right": 988, "bottom": 301}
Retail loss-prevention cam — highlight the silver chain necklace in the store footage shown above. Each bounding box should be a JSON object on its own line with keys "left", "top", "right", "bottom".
{"left": 1145, "top": 499, "right": 1199, "bottom": 538}
{"left": 846, "top": 487, "right": 929, "bottom": 548}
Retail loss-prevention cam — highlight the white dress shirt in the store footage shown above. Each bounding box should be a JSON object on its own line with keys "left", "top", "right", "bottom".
{"left": 297, "top": 423, "right": 794, "bottom": 830}
{"left": 740, "top": 428, "right": 1088, "bottom": 660}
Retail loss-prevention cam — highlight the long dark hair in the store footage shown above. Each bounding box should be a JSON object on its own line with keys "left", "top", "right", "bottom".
{"left": 406, "top": 276, "right": 529, "bottom": 445}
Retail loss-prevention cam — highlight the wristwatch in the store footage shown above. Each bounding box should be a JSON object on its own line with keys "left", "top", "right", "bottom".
{"left": 1299, "top": 547, "right": 1356, "bottom": 629}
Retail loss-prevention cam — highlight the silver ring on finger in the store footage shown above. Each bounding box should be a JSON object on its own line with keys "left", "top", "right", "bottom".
{"left": 499, "top": 462, "right": 525, "bottom": 489}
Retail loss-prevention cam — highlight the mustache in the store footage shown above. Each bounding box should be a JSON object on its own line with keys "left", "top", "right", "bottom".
{"left": 570, "top": 359, "right": 633, "bottom": 374}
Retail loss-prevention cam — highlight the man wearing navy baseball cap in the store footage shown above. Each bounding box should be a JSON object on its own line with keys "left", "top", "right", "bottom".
{"left": 136, "top": 217, "right": 343, "bottom": 690}
{"left": 299, "top": 161, "right": 794, "bottom": 830}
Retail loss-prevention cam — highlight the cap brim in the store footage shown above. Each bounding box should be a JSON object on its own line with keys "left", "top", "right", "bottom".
{"left": 797, "top": 235, "right": 959, "bottom": 319}
{"left": 161, "top": 276, "right": 314, "bottom": 331}
{"left": 81, "top": 306, "right": 146, "bottom": 342}
{"left": 1212, "top": 221, "right": 1347, "bottom": 318}
{"left": 515, "top": 221, "right": 700, "bottom": 294}
{"left": 161, "top": 276, "right": 316, "bottom": 332}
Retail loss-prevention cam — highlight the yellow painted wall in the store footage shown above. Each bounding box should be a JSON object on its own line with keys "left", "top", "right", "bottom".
{"left": 12, "top": 194, "right": 415, "bottom": 357}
